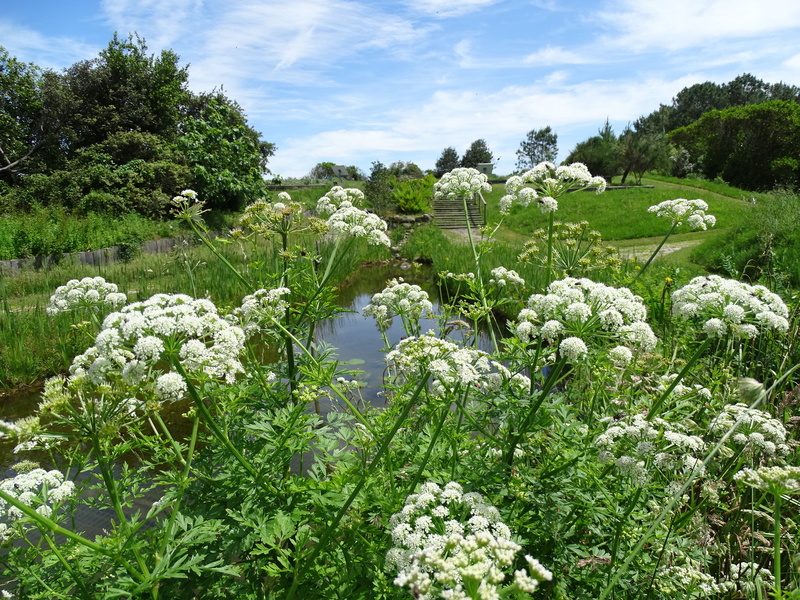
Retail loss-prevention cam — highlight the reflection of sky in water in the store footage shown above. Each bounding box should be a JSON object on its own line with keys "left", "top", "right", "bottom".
{"left": 318, "top": 264, "right": 497, "bottom": 406}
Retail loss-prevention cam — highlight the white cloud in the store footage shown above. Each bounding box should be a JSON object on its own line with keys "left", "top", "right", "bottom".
{"left": 101, "top": 0, "right": 202, "bottom": 50}
{"left": 524, "top": 45, "right": 591, "bottom": 66}
{"left": 268, "top": 74, "right": 702, "bottom": 176}
{"left": 597, "top": 0, "right": 800, "bottom": 52}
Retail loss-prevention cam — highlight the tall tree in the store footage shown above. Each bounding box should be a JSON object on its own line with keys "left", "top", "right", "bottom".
{"left": 176, "top": 93, "right": 274, "bottom": 210}
{"left": 618, "top": 127, "right": 670, "bottom": 184}
{"left": 62, "top": 33, "right": 190, "bottom": 153}
{"left": 515, "top": 126, "right": 557, "bottom": 171}
{"left": 460, "top": 139, "right": 493, "bottom": 169}
{"left": 564, "top": 121, "right": 618, "bottom": 181}
{"left": 434, "top": 146, "right": 459, "bottom": 176}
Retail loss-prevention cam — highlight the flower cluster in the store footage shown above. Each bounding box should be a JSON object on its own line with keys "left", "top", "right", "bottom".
{"left": 233, "top": 287, "right": 291, "bottom": 336}
{"left": 596, "top": 412, "right": 707, "bottom": 485}
{"left": 0, "top": 467, "right": 76, "bottom": 536}
{"left": 385, "top": 332, "right": 492, "bottom": 393}
{"left": 362, "top": 278, "right": 434, "bottom": 332}
{"left": 734, "top": 465, "right": 800, "bottom": 495}
{"left": 46, "top": 277, "right": 127, "bottom": 316}
{"left": 320, "top": 198, "right": 391, "bottom": 247}
{"left": 647, "top": 198, "right": 716, "bottom": 230}
{"left": 515, "top": 277, "right": 656, "bottom": 356}
{"left": 487, "top": 267, "right": 525, "bottom": 288}
{"left": 656, "top": 564, "right": 735, "bottom": 597}
{"left": 708, "top": 403, "right": 790, "bottom": 460}
{"left": 386, "top": 481, "right": 552, "bottom": 599}
{"left": 316, "top": 186, "right": 366, "bottom": 215}
{"left": 671, "top": 275, "right": 790, "bottom": 339}
{"left": 433, "top": 168, "right": 492, "bottom": 201}
{"left": 500, "top": 162, "right": 606, "bottom": 215}
{"left": 69, "top": 293, "right": 246, "bottom": 402}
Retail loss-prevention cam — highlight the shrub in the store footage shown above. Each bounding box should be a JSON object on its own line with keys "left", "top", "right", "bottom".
{"left": 392, "top": 174, "right": 434, "bottom": 214}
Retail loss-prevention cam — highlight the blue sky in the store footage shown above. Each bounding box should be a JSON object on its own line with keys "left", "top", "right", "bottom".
{"left": 3, "top": 0, "right": 800, "bottom": 177}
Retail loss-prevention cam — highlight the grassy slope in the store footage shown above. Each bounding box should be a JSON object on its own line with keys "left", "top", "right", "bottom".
{"left": 480, "top": 175, "right": 754, "bottom": 274}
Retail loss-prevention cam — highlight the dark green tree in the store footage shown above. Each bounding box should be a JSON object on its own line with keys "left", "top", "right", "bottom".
{"left": 564, "top": 120, "right": 619, "bottom": 181}
{"left": 176, "top": 94, "right": 274, "bottom": 210}
{"left": 515, "top": 126, "right": 557, "bottom": 171}
{"left": 388, "top": 161, "right": 423, "bottom": 180}
{"left": 669, "top": 100, "right": 800, "bottom": 190}
{"left": 434, "top": 146, "right": 460, "bottom": 177}
{"left": 460, "top": 139, "right": 493, "bottom": 169}
{"left": 617, "top": 127, "right": 670, "bottom": 184}
{"left": 364, "top": 160, "right": 393, "bottom": 215}
{"left": 61, "top": 33, "right": 189, "bottom": 153}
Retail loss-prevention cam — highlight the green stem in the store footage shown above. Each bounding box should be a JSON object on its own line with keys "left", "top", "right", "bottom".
{"left": 634, "top": 222, "right": 678, "bottom": 281}
{"left": 774, "top": 492, "right": 783, "bottom": 599}
{"left": 647, "top": 338, "right": 712, "bottom": 419}
{"left": 175, "top": 362, "right": 275, "bottom": 495}
{"left": 285, "top": 373, "right": 430, "bottom": 600}
{"left": 0, "top": 489, "right": 110, "bottom": 556}
{"left": 39, "top": 528, "right": 93, "bottom": 598}
{"left": 545, "top": 211, "right": 555, "bottom": 286}
{"left": 407, "top": 398, "right": 454, "bottom": 495}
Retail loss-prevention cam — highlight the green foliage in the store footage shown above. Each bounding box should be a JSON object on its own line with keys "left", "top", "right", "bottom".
{"left": 387, "top": 161, "right": 424, "bottom": 180}
{"left": 434, "top": 146, "right": 460, "bottom": 177}
{"left": 460, "top": 138, "right": 493, "bottom": 168}
{"left": 693, "top": 188, "right": 800, "bottom": 287}
{"left": 669, "top": 100, "right": 800, "bottom": 190}
{"left": 391, "top": 174, "right": 434, "bottom": 214}
{"left": 565, "top": 120, "right": 619, "bottom": 181}
{"left": 364, "top": 161, "right": 394, "bottom": 215}
{"left": 618, "top": 128, "right": 670, "bottom": 184}
{"left": 177, "top": 96, "right": 272, "bottom": 211}
{"left": 516, "top": 126, "right": 558, "bottom": 172}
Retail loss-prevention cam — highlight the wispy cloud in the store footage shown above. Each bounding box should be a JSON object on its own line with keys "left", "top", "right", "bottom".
{"left": 597, "top": 0, "right": 800, "bottom": 52}
{"left": 0, "top": 21, "right": 99, "bottom": 70}
{"left": 403, "top": 0, "right": 501, "bottom": 18}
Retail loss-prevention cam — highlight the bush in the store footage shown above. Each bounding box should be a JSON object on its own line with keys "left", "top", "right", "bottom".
{"left": 392, "top": 174, "right": 434, "bottom": 214}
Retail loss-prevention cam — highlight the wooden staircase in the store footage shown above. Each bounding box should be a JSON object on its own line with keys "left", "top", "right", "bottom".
{"left": 432, "top": 196, "right": 484, "bottom": 229}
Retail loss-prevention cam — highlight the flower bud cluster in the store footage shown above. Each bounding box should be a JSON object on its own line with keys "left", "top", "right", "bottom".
{"left": 515, "top": 277, "right": 656, "bottom": 357}
{"left": 500, "top": 162, "right": 605, "bottom": 215}
{"left": 0, "top": 467, "right": 76, "bottom": 537}
{"left": 237, "top": 193, "right": 309, "bottom": 237}
{"left": 362, "top": 278, "right": 434, "bottom": 332}
{"left": 386, "top": 481, "right": 551, "bottom": 599}
{"left": 709, "top": 403, "right": 790, "bottom": 460}
{"left": 671, "top": 275, "right": 790, "bottom": 339}
{"left": 647, "top": 198, "right": 716, "bottom": 230}
{"left": 46, "top": 277, "right": 128, "bottom": 316}
{"left": 656, "top": 565, "right": 735, "bottom": 596}
{"left": 69, "top": 293, "right": 246, "bottom": 402}
{"left": 596, "top": 413, "right": 706, "bottom": 485}
{"left": 433, "top": 168, "right": 492, "bottom": 201}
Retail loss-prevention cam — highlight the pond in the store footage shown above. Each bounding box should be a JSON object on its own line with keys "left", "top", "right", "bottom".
{"left": 0, "top": 262, "right": 499, "bottom": 472}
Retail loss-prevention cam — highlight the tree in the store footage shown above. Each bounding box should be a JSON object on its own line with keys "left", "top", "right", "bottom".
{"left": 387, "top": 161, "right": 423, "bottom": 180}
{"left": 306, "top": 162, "right": 337, "bottom": 179}
{"left": 434, "top": 147, "right": 459, "bottom": 177}
{"left": 62, "top": 33, "right": 190, "bottom": 153}
{"left": 515, "top": 126, "right": 557, "bottom": 171}
{"left": 564, "top": 121, "right": 618, "bottom": 181}
{"left": 617, "top": 127, "right": 670, "bottom": 184}
{"left": 176, "top": 94, "right": 274, "bottom": 210}
{"left": 364, "top": 160, "right": 393, "bottom": 215}
{"left": 669, "top": 100, "right": 800, "bottom": 190}
{"left": 0, "top": 47, "right": 69, "bottom": 179}
{"left": 460, "top": 139, "right": 493, "bottom": 169}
